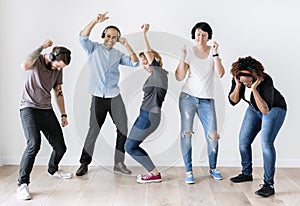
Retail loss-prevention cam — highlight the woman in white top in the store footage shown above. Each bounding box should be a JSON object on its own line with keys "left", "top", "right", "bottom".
{"left": 175, "top": 22, "right": 225, "bottom": 184}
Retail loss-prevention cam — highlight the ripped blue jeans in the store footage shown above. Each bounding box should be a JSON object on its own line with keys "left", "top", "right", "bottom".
{"left": 179, "top": 92, "right": 219, "bottom": 172}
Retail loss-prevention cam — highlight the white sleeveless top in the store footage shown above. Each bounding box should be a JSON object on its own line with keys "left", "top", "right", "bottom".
{"left": 181, "top": 45, "right": 215, "bottom": 99}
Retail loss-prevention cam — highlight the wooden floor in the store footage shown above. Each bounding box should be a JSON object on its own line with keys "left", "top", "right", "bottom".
{"left": 0, "top": 165, "right": 299, "bottom": 206}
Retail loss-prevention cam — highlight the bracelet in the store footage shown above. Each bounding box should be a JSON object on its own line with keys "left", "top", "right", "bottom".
{"left": 213, "top": 53, "right": 219, "bottom": 57}
{"left": 61, "top": 114, "right": 67, "bottom": 118}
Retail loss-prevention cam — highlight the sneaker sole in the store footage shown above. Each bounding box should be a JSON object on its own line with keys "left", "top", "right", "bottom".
{"left": 48, "top": 172, "right": 73, "bottom": 179}
{"left": 210, "top": 175, "right": 223, "bottom": 180}
{"left": 255, "top": 191, "right": 275, "bottom": 197}
{"left": 16, "top": 194, "right": 31, "bottom": 200}
{"left": 185, "top": 180, "right": 195, "bottom": 184}
{"left": 230, "top": 179, "right": 253, "bottom": 183}
{"left": 136, "top": 179, "right": 162, "bottom": 184}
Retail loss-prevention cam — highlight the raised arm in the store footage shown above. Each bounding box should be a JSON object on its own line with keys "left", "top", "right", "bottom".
{"left": 21, "top": 39, "right": 53, "bottom": 71}
{"left": 141, "top": 23, "right": 154, "bottom": 63}
{"left": 118, "top": 37, "right": 138, "bottom": 62}
{"left": 80, "top": 11, "right": 109, "bottom": 37}
{"left": 175, "top": 45, "right": 189, "bottom": 81}
{"left": 53, "top": 84, "right": 68, "bottom": 127}
{"left": 212, "top": 41, "right": 225, "bottom": 78}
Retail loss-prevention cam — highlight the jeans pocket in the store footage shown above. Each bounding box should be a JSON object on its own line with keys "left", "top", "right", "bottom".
{"left": 20, "top": 108, "right": 35, "bottom": 118}
{"left": 179, "top": 92, "right": 190, "bottom": 100}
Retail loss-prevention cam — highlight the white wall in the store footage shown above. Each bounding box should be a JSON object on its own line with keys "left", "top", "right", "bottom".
{"left": 1, "top": 0, "right": 299, "bottom": 168}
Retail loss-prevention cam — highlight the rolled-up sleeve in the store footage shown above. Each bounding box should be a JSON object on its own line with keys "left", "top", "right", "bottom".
{"left": 120, "top": 54, "right": 139, "bottom": 67}
{"left": 79, "top": 35, "right": 96, "bottom": 55}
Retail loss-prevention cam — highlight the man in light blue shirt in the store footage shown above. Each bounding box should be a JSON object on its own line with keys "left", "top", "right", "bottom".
{"left": 76, "top": 11, "right": 139, "bottom": 176}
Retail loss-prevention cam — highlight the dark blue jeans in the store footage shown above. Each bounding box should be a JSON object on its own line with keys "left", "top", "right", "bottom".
{"left": 18, "top": 108, "right": 66, "bottom": 186}
{"left": 125, "top": 109, "right": 161, "bottom": 172}
{"left": 239, "top": 106, "right": 286, "bottom": 185}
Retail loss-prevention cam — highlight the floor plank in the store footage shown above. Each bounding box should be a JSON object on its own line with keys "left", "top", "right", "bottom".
{"left": 0, "top": 165, "right": 300, "bottom": 206}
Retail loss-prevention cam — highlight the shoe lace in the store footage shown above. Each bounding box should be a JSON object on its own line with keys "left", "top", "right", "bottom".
{"left": 18, "top": 184, "right": 29, "bottom": 194}
{"left": 141, "top": 173, "right": 153, "bottom": 180}
{"left": 211, "top": 169, "right": 220, "bottom": 174}
{"left": 186, "top": 173, "right": 193, "bottom": 178}
{"left": 259, "top": 183, "right": 273, "bottom": 188}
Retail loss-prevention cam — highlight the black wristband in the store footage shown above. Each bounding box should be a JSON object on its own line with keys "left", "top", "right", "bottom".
{"left": 213, "top": 53, "right": 219, "bottom": 57}
{"left": 61, "top": 114, "right": 67, "bottom": 118}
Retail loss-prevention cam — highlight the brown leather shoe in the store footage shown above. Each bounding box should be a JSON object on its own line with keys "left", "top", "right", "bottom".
{"left": 76, "top": 163, "right": 88, "bottom": 176}
{"left": 113, "top": 162, "right": 132, "bottom": 174}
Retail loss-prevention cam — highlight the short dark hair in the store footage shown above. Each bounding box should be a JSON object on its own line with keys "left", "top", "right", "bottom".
{"left": 191, "top": 22, "right": 213, "bottom": 40}
{"left": 50, "top": 46, "right": 71, "bottom": 65}
{"left": 101, "top": 25, "right": 121, "bottom": 39}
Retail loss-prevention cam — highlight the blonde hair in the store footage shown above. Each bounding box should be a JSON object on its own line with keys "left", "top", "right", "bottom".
{"left": 139, "top": 50, "right": 163, "bottom": 67}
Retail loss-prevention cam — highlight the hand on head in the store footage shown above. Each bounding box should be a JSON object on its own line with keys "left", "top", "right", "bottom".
{"left": 234, "top": 76, "right": 241, "bottom": 85}
{"left": 118, "top": 37, "right": 127, "bottom": 45}
{"left": 251, "top": 77, "right": 263, "bottom": 90}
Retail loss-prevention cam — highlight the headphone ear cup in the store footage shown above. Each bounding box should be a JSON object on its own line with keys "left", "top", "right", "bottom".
{"left": 49, "top": 53, "right": 55, "bottom": 61}
{"left": 101, "top": 30, "right": 106, "bottom": 38}
{"left": 191, "top": 33, "right": 195, "bottom": 39}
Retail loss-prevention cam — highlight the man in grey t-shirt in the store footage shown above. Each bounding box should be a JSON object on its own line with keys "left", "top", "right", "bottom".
{"left": 17, "top": 39, "right": 72, "bottom": 200}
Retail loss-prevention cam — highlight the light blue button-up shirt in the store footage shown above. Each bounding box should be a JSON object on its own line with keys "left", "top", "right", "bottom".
{"left": 79, "top": 35, "right": 139, "bottom": 98}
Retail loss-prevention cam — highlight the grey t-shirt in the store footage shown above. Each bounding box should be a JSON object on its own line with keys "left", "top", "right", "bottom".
{"left": 141, "top": 59, "right": 168, "bottom": 113}
{"left": 20, "top": 55, "right": 63, "bottom": 109}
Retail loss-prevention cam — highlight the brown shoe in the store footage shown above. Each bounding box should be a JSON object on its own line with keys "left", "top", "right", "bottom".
{"left": 113, "top": 162, "right": 132, "bottom": 174}
{"left": 76, "top": 163, "right": 88, "bottom": 176}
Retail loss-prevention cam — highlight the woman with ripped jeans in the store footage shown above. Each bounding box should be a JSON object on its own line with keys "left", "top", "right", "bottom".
{"left": 175, "top": 22, "right": 225, "bottom": 184}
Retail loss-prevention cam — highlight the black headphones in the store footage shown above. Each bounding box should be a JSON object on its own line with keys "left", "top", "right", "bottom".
{"left": 101, "top": 25, "right": 121, "bottom": 41}
{"left": 49, "top": 47, "right": 71, "bottom": 61}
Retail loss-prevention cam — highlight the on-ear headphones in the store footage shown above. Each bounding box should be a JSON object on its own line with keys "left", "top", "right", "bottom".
{"left": 101, "top": 25, "right": 121, "bottom": 41}
{"left": 49, "top": 47, "right": 71, "bottom": 61}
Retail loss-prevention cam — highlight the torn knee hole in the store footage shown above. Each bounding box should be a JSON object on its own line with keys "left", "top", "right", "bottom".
{"left": 181, "top": 130, "right": 193, "bottom": 138}
{"left": 208, "top": 132, "right": 219, "bottom": 140}
{"left": 184, "top": 130, "right": 192, "bottom": 135}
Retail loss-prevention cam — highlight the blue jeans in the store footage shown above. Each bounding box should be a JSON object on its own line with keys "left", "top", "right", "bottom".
{"left": 179, "top": 92, "right": 219, "bottom": 172}
{"left": 18, "top": 108, "right": 67, "bottom": 185}
{"left": 239, "top": 106, "right": 286, "bottom": 185}
{"left": 125, "top": 109, "right": 161, "bottom": 172}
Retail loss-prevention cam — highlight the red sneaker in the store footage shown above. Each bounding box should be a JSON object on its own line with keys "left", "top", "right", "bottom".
{"left": 136, "top": 173, "right": 162, "bottom": 183}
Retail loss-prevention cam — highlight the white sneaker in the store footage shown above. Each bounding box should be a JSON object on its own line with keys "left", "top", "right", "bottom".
{"left": 16, "top": 183, "right": 31, "bottom": 200}
{"left": 49, "top": 170, "right": 73, "bottom": 179}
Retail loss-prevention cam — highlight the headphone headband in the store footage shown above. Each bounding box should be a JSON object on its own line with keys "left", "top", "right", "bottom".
{"left": 101, "top": 25, "right": 121, "bottom": 40}
{"left": 49, "top": 47, "right": 71, "bottom": 61}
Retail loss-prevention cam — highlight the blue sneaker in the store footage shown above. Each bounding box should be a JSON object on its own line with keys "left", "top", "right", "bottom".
{"left": 210, "top": 169, "right": 222, "bottom": 180}
{"left": 185, "top": 171, "right": 195, "bottom": 184}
